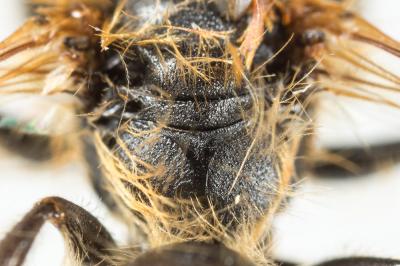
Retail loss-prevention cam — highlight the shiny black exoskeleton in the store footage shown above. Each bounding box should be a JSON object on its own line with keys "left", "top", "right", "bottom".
{"left": 94, "top": 2, "right": 277, "bottom": 223}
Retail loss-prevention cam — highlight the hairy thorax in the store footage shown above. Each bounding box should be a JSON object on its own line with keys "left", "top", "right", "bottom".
{"left": 93, "top": 0, "right": 300, "bottom": 234}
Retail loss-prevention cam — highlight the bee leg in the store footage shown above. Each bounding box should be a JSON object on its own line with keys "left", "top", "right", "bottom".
{"left": 0, "top": 197, "right": 116, "bottom": 266}
{"left": 316, "top": 257, "right": 400, "bottom": 265}
{"left": 275, "top": 257, "right": 400, "bottom": 266}
{"left": 0, "top": 128, "right": 53, "bottom": 161}
{"left": 307, "top": 142, "right": 400, "bottom": 177}
{"left": 274, "top": 260, "right": 297, "bottom": 266}
{"left": 83, "top": 137, "right": 118, "bottom": 212}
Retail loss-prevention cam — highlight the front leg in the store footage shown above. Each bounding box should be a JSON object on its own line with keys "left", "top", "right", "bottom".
{"left": 316, "top": 257, "right": 400, "bottom": 266}
{"left": 275, "top": 257, "right": 400, "bottom": 266}
{"left": 305, "top": 142, "right": 400, "bottom": 177}
{"left": 0, "top": 127, "right": 53, "bottom": 161}
{"left": 0, "top": 197, "right": 117, "bottom": 266}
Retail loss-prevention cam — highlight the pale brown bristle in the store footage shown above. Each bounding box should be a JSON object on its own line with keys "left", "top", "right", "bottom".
{"left": 0, "top": 0, "right": 399, "bottom": 265}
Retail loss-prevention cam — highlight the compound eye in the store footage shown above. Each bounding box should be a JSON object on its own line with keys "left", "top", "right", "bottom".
{"left": 129, "top": 242, "right": 256, "bottom": 266}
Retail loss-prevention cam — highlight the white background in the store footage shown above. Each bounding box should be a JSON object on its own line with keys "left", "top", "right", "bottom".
{"left": 1, "top": 1, "right": 400, "bottom": 265}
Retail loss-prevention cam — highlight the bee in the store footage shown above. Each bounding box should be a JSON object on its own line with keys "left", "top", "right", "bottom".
{"left": 0, "top": 0, "right": 400, "bottom": 265}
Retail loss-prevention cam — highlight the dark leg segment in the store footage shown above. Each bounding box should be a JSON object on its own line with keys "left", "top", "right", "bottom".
{"left": 274, "top": 257, "right": 400, "bottom": 266}
{"left": 0, "top": 197, "right": 116, "bottom": 266}
{"left": 0, "top": 128, "right": 52, "bottom": 161}
{"left": 309, "top": 142, "right": 400, "bottom": 177}
{"left": 83, "top": 136, "right": 118, "bottom": 211}
{"left": 316, "top": 257, "right": 400, "bottom": 266}
{"left": 274, "top": 261, "right": 296, "bottom": 266}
